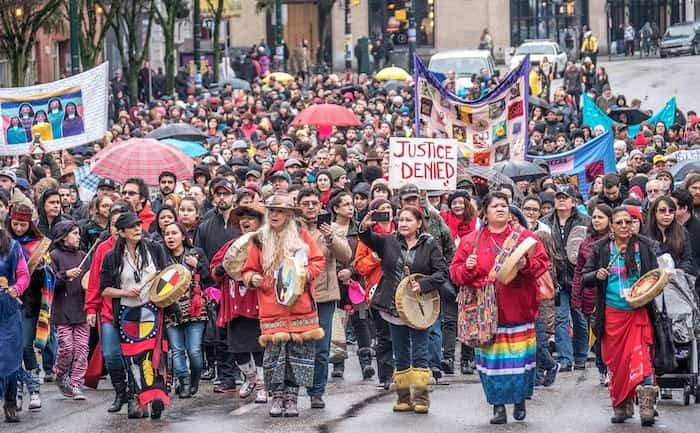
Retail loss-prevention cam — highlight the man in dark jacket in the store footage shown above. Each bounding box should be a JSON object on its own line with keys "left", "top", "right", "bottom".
{"left": 150, "top": 171, "right": 177, "bottom": 215}
{"left": 542, "top": 185, "right": 591, "bottom": 371}
{"left": 37, "top": 189, "right": 68, "bottom": 237}
{"left": 672, "top": 190, "right": 700, "bottom": 275}
{"left": 587, "top": 173, "right": 627, "bottom": 213}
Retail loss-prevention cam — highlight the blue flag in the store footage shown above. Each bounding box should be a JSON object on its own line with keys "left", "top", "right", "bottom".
{"left": 533, "top": 131, "right": 616, "bottom": 200}
{"left": 582, "top": 94, "right": 677, "bottom": 137}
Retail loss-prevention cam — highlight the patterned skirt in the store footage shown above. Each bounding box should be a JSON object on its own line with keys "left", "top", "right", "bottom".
{"left": 475, "top": 323, "right": 536, "bottom": 405}
{"left": 262, "top": 340, "right": 316, "bottom": 392}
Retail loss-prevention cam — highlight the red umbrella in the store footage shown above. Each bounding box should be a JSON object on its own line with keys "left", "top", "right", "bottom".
{"left": 90, "top": 138, "right": 194, "bottom": 185}
{"left": 291, "top": 104, "right": 361, "bottom": 127}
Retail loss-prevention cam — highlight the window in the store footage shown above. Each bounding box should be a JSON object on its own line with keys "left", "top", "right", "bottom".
{"left": 369, "top": 0, "right": 435, "bottom": 47}
{"left": 510, "top": 0, "right": 589, "bottom": 49}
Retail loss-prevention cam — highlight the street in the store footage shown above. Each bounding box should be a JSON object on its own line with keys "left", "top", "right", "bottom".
{"left": 6, "top": 347, "right": 700, "bottom": 433}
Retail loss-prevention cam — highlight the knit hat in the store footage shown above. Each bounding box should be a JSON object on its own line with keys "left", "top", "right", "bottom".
{"left": 633, "top": 132, "right": 647, "bottom": 147}
{"left": 10, "top": 204, "right": 32, "bottom": 222}
{"left": 370, "top": 198, "right": 391, "bottom": 211}
{"left": 352, "top": 182, "right": 370, "bottom": 198}
{"left": 509, "top": 205, "right": 528, "bottom": 228}
{"left": 625, "top": 205, "right": 644, "bottom": 224}
{"left": 327, "top": 165, "right": 346, "bottom": 182}
{"left": 448, "top": 190, "right": 470, "bottom": 208}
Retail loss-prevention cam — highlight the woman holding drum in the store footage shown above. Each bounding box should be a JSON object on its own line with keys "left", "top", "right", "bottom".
{"left": 358, "top": 205, "right": 447, "bottom": 414}
{"left": 162, "top": 222, "right": 210, "bottom": 399}
{"left": 581, "top": 206, "right": 660, "bottom": 426}
{"left": 241, "top": 193, "right": 325, "bottom": 418}
{"left": 450, "top": 191, "right": 549, "bottom": 424}
{"left": 100, "top": 211, "right": 169, "bottom": 420}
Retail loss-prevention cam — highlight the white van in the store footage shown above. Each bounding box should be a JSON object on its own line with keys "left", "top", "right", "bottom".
{"left": 428, "top": 49, "right": 498, "bottom": 91}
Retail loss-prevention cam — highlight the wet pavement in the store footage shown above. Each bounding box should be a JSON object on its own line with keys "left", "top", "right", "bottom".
{"left": 6, "top": 348, "right": 700, "bottom": 433}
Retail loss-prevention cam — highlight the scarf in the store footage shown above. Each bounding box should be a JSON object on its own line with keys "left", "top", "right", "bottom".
{"left": 189, "top": 273, "right": 203, "bottom": 318}
{"left": 34, "top": 258, "right": 55, "bottom": 349}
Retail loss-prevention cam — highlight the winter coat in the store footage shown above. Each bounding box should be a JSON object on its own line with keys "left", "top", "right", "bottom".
{"left": 450, "top": 225, "right": 549, "bottom": 325}
{"left": 304, "top": 221, "right": 352, "bottom": 304}
{"left": 194, "top": 210, "right": 240, "bottom": 260}
{"left": 563, "top": 67, "right": 583, "bottom": 94}
{"left": 84, "top": 236, "right": 116, "bottom": 324}
{"left": 424, "top": 208, "right": 456, "bottom": 263}
{"left": 50, "top": 243, "right": 86, "bottom": 325}
{"left": 80, "top": 219, "right": 106, "bottom": 253}
{"left": 354, "top": 222, "right": 394, "bottom": 305}
{"left": 357, "top": 229, "right": 447, "bottom": 319}
{"left": 541, "top": 209, "right": 591, "bottom": 292}
{"left": 572, "top": 232, "right": 607, "bottom": 315}
{"left": 36, "top": 190, "right": 69, "bottom": 237}
{"left": 581, "top": 235, "right": 658, "bottom": 339}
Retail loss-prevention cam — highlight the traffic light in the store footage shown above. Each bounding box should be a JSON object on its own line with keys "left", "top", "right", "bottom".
{"left": 352, "top": 0, "right": 360, "bottom": 6}
{"left": 566, "top": 0, "right": 575, "bottom": 16}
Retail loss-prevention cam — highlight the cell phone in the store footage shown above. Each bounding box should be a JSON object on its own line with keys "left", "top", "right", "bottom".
{"left": 372, "top": 211, "right": 390, "bottom": 222}
{"left": 33, "top": 134, "right": 41, "bottom": 144}
{"left": 316, "top": 212, "right": 332, "bottom": 228}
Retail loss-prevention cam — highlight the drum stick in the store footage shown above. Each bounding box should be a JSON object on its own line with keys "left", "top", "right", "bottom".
{"left": 2, "top": 288, "right": 23, "bottom": 305}
{"left": 78, "top": 239, "right": 100, "bottom": 270}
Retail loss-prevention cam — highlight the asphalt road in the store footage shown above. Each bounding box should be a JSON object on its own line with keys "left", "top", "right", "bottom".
{"left": 6, "top": 349, "right": 700, "bottom": 433}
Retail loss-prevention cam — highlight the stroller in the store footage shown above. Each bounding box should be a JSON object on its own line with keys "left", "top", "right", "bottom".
{"left": 655, "top": 269, "right": 700, "bottom": 405}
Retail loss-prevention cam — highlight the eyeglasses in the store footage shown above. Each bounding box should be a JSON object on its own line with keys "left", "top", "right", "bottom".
{"left": 613, "top": 219, "right": 633, "bottom": 226}
{"left": 299, "top": 200, "right": 320, "bottom": 208}
{"left": 656, "top": 208, "right": 675, "bottom": 215}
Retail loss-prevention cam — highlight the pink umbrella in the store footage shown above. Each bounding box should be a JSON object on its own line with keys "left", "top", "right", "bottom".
{"left": 90, "top": 138, "right": 194, "bottom": 185}
{"left": 291, "top": 104, "right": 361, "bottom": 127}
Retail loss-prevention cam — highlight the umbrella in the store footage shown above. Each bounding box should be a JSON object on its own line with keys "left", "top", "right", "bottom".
{"left": 147, "top": 123, "right": 207, "bottom": 143}
{"left": 219, "top": 77, "right": 251, "bottom": 90}
{"left": 90, "top": 138, "right": 194, "bottom": 185}
{"left": 291, "top": 104, "right": 361, "bottom": 127}
{"left": 528, "top": 96, "right": 552, "bottom": 112}
{"left": 376, "top": 66, "right": 410, "bottom": 81}
{"left": 381, "top": 79, "right": 403, "bottom": 93}
{"left": 262, "top": 72, "right": 294, "bottom": 84}
{"left": 608, "top": 107, "right": 651, "bottom": 125}
{"left": 458, "top": 161, "right": 524, "bottom": 202}
{"left": 162, "top": 138, "right": 208, "bottom": 158}
{"left": 493, "top": 160, "right": 548, "bottom": 182}
{"left": 669, "top": 159, "right": 700, "bottom": 182}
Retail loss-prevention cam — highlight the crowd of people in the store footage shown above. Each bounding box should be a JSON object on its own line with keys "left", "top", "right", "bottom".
{"left": 1, "top": 47, "right": 699, "bottom": 429}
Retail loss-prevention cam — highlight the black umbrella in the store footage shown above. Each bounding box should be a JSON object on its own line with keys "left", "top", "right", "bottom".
{"left": 381, "top": 80, "right": 403, "bottom": 93}
{"left": 669, "top": 159, "right": 700, "bottom": 182}
{"left": 493, "top": 160, "right": 548, "bottom": 182}
{"left": 528, "top": 96, "right": 552, "bottom": 111}
{"left": 458, "top": 160, "right": 524, "bottom": 202}
{"left": 148, "top": 124, "right": 208, "bottom": 143}
{"left": 220, "top": 77, "right": 251, "bottom": 91}
{"left": 608, "top": 107, "right": 651, "bottom": 125}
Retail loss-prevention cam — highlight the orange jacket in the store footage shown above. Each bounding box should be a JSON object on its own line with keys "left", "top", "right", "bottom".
{"left": 241, "top": 227, "right": 325, "bottom": 336}
{"left": 354, "top": 240, "right": 382, "bottom": 304}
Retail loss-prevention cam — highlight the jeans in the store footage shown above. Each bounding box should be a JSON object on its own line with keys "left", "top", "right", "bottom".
{"left": 22, "top": 316, "right": 39, "bottom": 371}
{"left": 535, "top": 316, "right": 557, "bottom": 381}
{"left": 441, "top": 297, "right": 458, "bottom": 361}
{"left": 371, "top": 308, "right": 394, "bottom": 383}
{"left": 166, "top": 322, "right": 205, "bottom": 379}
{"left": 427, "top": 311, "right": 443, "bottom": 370}
{"left": 389, "top": 323, "right": 429, "bottom": 371}
{"left": 100, "top": 322, "right": 124, "bottom": 371}
{"left": 3, "top": 370, "right": 18, "bottom": 403}
{"left": 308, "top": 301, "right": 335, "bottom": 397}
{"left": 555, "top": 290, "right": 589, "bottom": 366}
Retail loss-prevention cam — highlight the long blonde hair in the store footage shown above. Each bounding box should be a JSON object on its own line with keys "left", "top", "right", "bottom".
{"left": 258, "top": 214, "right": 308, "bottom": 276}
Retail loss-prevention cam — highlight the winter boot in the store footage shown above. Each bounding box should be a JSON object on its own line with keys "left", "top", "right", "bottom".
{"left": 440, "top": 358, "right": 455, "bottom": 375}
{"left": 238, "top": 361, "right": 256, "bottom": 398}
{"left": 411, "top": 368, "right": 432, "bottom": 414}
{"left": 107, "top": 369, "right": 128, "bottom": 413}
{"left": 269, "top": 391, "right": 284, "bottom": 417}
{"left": 331, "top": 361, "right": 345, "bottom": 378}
{"left": 178, "top": 376, "right": 191, "bottom": 399}
{"left": 513, "top": 401, "right": 526, "bottom": 421}
{"left": 610, "top": 403, "right": 628, "bottom": 424}
{"left": 637, "top": 385, "right": 659, "bottom": 427}
{"left": 283, "top": 387, "right": 299, "bottom": 417}
{"left": 460, "top": 357, "right": 474, "bottom": 375}
{"left": 358, "top": 348, "right": 376, "bottom": 380}
{"left": 490, "top": 405, "right": 507, "bottom": 424}
{"left": 392, "top": 369, "right": 413, "bottom": 412}
{"left": 3, "top": 402, "right": 19, "bottom": 423}
{"left": 190, "top": 371, "right": 200, "bottom": 396}
{"left": 625, "top": 398, "right": 634, "bottom": 419}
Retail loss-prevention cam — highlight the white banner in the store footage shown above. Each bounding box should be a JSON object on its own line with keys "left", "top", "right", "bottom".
{"left": 0, "top": 63, "right": 109, "bottom": 156}
{"left": 389, "top": 137, "right": 458, "bottom": 191}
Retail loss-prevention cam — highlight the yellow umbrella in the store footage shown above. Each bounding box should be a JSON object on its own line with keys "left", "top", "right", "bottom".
{"left": 262, "top": 72, "right": 294, "bottom": 84}
{"left": 376, "top": 66, "right": 410, "bottom": 81}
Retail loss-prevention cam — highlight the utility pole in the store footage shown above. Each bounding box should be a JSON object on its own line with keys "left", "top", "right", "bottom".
{"left": 193, "top": 0, "right": 202, "bottom": 96}
{"left": 344, "top": 0, "right": 352, "bottom": 71}
{"left": 69, "top": 0, "right": 80, "bottom": 74}
{"left": 406, "top": 0, "right": 416, "bottom": 73}
{"left": 275, "top": 0, "right": 284, "bottom": 71}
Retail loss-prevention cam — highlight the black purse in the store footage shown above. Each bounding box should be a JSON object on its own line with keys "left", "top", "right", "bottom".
{"left": 652, "top": 294, "right": 677, "bottom": 376}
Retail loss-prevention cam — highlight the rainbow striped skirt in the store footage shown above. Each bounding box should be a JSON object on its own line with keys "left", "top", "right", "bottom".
{"left": 475, "top": 323, "right": 536, "bottom": 405}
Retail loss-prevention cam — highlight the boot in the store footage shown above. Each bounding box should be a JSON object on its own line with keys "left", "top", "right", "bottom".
{"left": 151, "top": 399, "right": 164, "bottom": 420}
{"left": 637, "top": 385, "right": 659, "bottom": 427}
{"left": 513, "top": 401, "right": 526, "bottom": 421}
{"left": 178, "top": 376, "right": 191, "bottom": 399}
{"left": 269, "top": 391, "right": 284, "bottom": 417}
{"left": 254, "top": 367, "right": 267, "bottom": 403}
{"left": 490, "top": 405, "right": 507, "bottom": 424}
{"left": 625, "top": 398, "right": 634, "bottom": 419}
{"left": 358, "top": 348, "right": 376, "bottom": 380}
{"left": 440, "top": 358, "right": 455, "bottom": 375}
{"left": 238, "top": 361, "right": 256, "bottom": 399}
{"left": 283, "top": 388, "right": 299, "bottom": 417}
{"left": 460, "top": 357, "right": 474, "bottom": 375}
{"left": 190, "top": 371, "right": 200, "bottom": 396}
{"left": 331, "top": 361, "right": 345, "bottom": 378}
{"left": 610, "top": 403, "right": 628, "bottom": 424}
{"left": 107, "top": 369, "right": 128, "bottom": 413}
{"left": 411, "top": 368, "right": 432, "bottom": 414}
{"left": 127, "top": 399, "right": 144, "bottom": 419}
{"left": 4, "top": 402, "right": 19, "bottom": 423}
{"left": 392, "top": 369, "right": 413, "bottom": 412}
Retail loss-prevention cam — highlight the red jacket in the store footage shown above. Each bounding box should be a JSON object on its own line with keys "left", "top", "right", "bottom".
{"left": 84, "top": 236, "right": 116, "bottom": 323}
{"left": 450, "top": 225, "right": 549, "bottom": 324}
{"left": 439, "top": 209, "right": 476, "bottom": 241}
{"left": 139, "top": 204, "right": 156, "bottom": 232}
{"left": 211, "top": 238, "right": 260, "bottom": 326}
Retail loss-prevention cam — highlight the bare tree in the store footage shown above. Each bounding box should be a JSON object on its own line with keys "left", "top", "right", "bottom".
{"left": 154, "top": 0, "right": 189, "bottom": 96}
{"left": 0, "top": 0, "right": 63, "bottom": 86}
{"left": 67, "top": 0, "right": 118, "bottom": 71}
{"left": 205, "top": 0, "right": 225, "bottom": 84}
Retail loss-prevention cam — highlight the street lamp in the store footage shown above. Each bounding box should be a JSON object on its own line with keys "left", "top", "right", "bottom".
{"left": 14, "top": 7, "right": 23, "bottom": 18}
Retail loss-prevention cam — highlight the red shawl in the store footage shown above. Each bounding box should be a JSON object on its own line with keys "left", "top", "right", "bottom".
{"left": 439, "top": 209, "right": 476, "bottom": 241}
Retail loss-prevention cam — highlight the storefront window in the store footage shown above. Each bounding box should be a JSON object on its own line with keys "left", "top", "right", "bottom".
{"left": 369, "top": 0, "right": 435, "bottom": 47}
{"left": 608, "top": 0, "right": 686, "bottom": 37}
{"left": 510, "top": 0, "right": 589, "bottom": 51}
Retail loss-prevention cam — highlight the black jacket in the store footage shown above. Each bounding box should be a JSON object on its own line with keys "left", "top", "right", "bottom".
{"left": 357, "top": 229, "right": 447, "bottom": 318}
{"left": 542, "top": 209, "right": 591, "bottom": 292}
{"left": 684, "top": 216, "right": 700, "bottom": 274}
{"left": 194, "top": 210, "right": 240, "bottom": 261}
{"left": 36, "top": 190, "right": 69, "bottom": 237}
{"left": 582, "top": 235, "right": 658, "bottom": 339}
{"left": 50, "top": 244, "right": 87, "bottom": 325}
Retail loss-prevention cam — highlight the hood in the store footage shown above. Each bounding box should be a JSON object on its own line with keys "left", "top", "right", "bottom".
{"left": 37, "top": 189, "right": 62, "bottom": 229}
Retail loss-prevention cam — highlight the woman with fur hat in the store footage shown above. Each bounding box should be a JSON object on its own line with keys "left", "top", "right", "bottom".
{"left": 241, "top": 193, "right": 325, "bottom": 417}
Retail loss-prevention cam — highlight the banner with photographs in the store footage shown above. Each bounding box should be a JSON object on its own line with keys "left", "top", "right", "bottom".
{"left": 0, "top": 63, "right": 109, "bottom": 156}
{"left": 414, "top": 55, "right": 529, "bottom": 166}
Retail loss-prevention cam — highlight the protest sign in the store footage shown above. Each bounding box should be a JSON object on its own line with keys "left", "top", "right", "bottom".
{"left": 582, "top": 94, "right": 676, "bottom": 138}
{"left": 414, "top": 55, "right": 529, "bottom": 166}
{"left": 533, "top": 131, "right": 615, "bottom": 200}
{"left": 389, "top": 137, "right": 458, "bottom": 190}
{"left": 0, "top": 63, "right": 109, "bottom": 156}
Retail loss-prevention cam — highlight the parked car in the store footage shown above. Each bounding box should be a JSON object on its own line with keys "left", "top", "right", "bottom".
{"left": 510, "top": 40, "right": 567, "bottom": 77}
{"left": 660, "top": 22, "right": 700, "bottom": 57}
{"left": 428, "top": 49, "right": 498, "bottom": 91}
